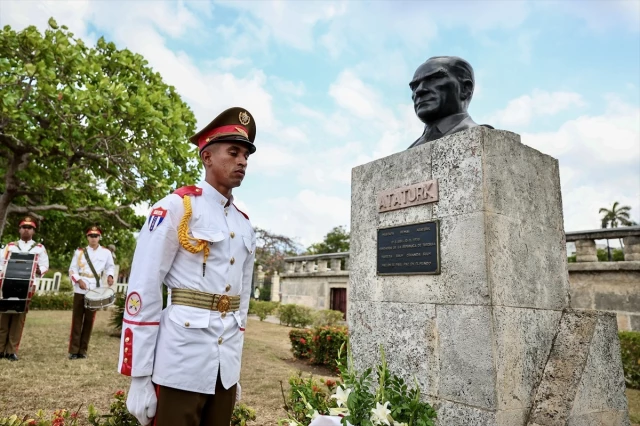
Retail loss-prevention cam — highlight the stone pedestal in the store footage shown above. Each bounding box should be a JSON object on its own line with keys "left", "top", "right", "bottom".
{"left": 349, "top": 128, "right": 629, "bottom": 426}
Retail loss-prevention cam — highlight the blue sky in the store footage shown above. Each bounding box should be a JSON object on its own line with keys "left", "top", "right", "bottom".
{"left": 2, "top": 0, "right": 639, "bottom": 248}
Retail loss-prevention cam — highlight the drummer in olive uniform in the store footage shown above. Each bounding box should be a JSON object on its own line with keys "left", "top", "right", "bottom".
{"left": 68, "top": 225, "right": 115, "bottom": 360}
{"left": 0, "top": 216, "right": 49, "bottom": 361}
{"left": 120, "top": 107, "right": 257, "bottom": 426}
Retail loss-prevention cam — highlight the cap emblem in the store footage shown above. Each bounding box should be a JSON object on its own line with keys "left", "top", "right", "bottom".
{"left": 239, "top": 111, "right": 251, "bottom": 126}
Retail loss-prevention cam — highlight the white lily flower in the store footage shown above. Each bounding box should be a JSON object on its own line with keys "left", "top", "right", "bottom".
{"left": 370, "top": 401, "right": 392, "bottom": 425}
{"left": 330, "top": 386, "right": 352, "bottom": 407}
{"left": 329, "top": 407, "right": 349, "bottom": 416}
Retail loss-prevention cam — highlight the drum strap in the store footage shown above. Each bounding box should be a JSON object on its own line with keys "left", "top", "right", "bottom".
{"left": 82, "top": 249, "right": 101, "bottom": 288}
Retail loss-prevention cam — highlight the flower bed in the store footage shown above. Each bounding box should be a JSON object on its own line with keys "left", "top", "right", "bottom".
{"left": 0, "top": 391, "right": 256, "bottom": 426}
{"left": 290, "top": 326, "right": 348, "bottom": 371}
{"left": 280, "top": 345, "right": 436, "bottom": 426}
{"left": 290, "top": 329, "right": 314, "bottom": 359}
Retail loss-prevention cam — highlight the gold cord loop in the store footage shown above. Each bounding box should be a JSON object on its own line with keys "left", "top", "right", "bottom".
{"left": 177, "top": 195, "right": 210, "bottom": 275}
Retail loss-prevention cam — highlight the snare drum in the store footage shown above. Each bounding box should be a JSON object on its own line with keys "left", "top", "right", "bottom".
{"left": 84, "top": 287, "right": 116, "bottom": 310}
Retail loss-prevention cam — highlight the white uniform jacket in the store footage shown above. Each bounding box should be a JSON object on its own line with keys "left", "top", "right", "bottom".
{"left": 1, "top": 240, "right": 49, "bottom": 275}
{"left": 69, "top": 246, "right": 115, "bottom": 295}
{"left": 118, "top": 181, "right": 256, "bottom": 395}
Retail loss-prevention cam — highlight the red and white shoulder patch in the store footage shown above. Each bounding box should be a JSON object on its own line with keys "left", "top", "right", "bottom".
{"left": 148, "top": 207, "right": 167, "bottom": 232}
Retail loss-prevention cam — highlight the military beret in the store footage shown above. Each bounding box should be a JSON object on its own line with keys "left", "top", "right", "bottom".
{"left": 189, "top": 107, "right": 257, "bottom": 154}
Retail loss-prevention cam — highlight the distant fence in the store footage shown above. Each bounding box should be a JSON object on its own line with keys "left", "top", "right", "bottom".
{"left": 33, "top": 272, "right": 62, "bottom": 294}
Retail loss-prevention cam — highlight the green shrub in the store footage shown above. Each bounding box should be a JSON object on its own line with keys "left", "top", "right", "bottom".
{"left": 620, "top": 331, "right": 640, "bottom": 389}
{"left": 231, "top": 403, "right": 257, "bottom": 426}
{"left": 289, "top": 328, "right": 313, "bottom": 359}
{"left": 597, "top": 248, "right": 625, "bottom": 261}
{"left": 249, "top": 298, "right": 256, "bottom": 315}
{"left": 59, "top": 279, "right": 73, "bottom": 292}
{"left": 280, "top": 372, "right": 339, "bottom": 425}
{"left": 253, "top": 300, "right": 279, "bottom": 321}
{"left": 29, "top": 292, "right": 74, "bottom": 310}
{"left": 310, "top": 326, "right": 348, "bottom": 371}
{"left": 111, "top": 293, "right": 126, "bottom": 333}
{"left": 258, "top": 282, "right": 272, "bottom": 301}
{"left": 312, "top": 309, "right": 344, "bottom": 327}
{"left": 278, "top": 304, "right": 313, "bottom": 328}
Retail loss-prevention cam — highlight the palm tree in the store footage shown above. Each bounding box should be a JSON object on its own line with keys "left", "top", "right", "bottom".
{"left": 599, "top": 202, "right": 633, "bottom": 260}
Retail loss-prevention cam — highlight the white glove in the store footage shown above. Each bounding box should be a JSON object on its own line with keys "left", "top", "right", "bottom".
{"left": 126, "top": 376, "right": 157, "bottom": 426}
{"left": 236, "top": 382, "right": 242, "bottom": 404}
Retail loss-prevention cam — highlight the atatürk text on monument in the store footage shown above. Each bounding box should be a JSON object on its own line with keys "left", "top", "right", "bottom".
{"left": 377, "top": 221, "right": 440, "bottom": 275}
{"left": 378, "top": 180, "right": 438, "bottom": 213}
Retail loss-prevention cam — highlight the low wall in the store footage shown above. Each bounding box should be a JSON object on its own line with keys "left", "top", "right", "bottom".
{"left": 569, "top": 261, "right": 640, "bottom": 331}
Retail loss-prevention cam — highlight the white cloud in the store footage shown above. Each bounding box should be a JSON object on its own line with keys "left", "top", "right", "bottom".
{"left": 490, "top": 89, "right": 587, "bottom": 128}
{"left": 521, "top": 97, "right": 640, "bottom": 231}
{"left": 207, "top": 56, "right": 251, "bottom": 71}
{"left": 257, "top": 189, "right": 351, "bottom": 247}
{"left": 522, "top": 96, "right": 640, "bottom": 163}
{"left": 0, "top": 0, "right": 94, "bottom": 41}
{"left": 329, "top": 70, "right": 397, "bottom": 124}
{"left": 216, "top": 0, "right": 345, "bottom": 51}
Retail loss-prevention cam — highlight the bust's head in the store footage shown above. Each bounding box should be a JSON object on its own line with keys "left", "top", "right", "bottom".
{"left": 409, "top": 56, "right": 475, "bottom": 125}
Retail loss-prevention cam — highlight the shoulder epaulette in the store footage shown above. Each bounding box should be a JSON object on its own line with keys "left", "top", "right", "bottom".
{"left": 77, "top": 247, "right": 83, "bottom": 252}
{"left": 7, "top": 242, "right": 16, "bottom": 246}
{"left": 173, "top": 185, "right": 203, "bottom": 198}
{"left": 233, "top": 204, "right": 249, "bottom": 220}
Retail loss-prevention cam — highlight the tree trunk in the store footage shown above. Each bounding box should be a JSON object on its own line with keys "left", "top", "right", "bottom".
{"left": 0, "top": 151, "right": 29, "bottom": 241}
{"left": 0, "top": 190, "right": 16, "bottom": 241}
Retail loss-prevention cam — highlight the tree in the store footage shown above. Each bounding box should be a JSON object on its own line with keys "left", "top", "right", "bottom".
{"left": 0, "top": 19, "right": 200, "bottom": 240}
{"left": 254, "top": 227, "right": 301, "bottom": 274}
{"left": 599, "top": 201, "right": 633, "bottom": 260}
{"left": 1, "top": 189, "right": 144, "bottom": 271}
{"left": 306, "top": 225, "right": 350, "bottom": 254}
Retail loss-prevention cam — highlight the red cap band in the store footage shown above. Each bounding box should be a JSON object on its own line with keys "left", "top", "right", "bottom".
{"left": 198, "top": 125, "right": 249, "bottom": 151}
{"left": 19, "top": 218, "right": 37, "bottom": 228}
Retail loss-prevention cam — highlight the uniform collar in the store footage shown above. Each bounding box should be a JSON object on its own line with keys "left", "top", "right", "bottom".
{"left": 428, "top": 112, "right": 469, "bottom": 135}
{"left": 18, "top": 239, "right": 35, "bottom": 247}
{"left": 199, "top": 180, "right": 234, "bottom": 208}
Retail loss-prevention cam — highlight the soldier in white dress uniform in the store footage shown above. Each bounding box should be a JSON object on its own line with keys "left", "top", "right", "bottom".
{"left": 0, "top": 216, "right": 49, "bottom": 361}
{"left": 120, "top": 107, "right": 257, "bottom": 426}
{"left": 67, "top": 225, "right": 115, "bottom": 359}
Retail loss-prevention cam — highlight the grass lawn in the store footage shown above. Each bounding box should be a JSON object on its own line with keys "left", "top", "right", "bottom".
{"left": 0, "top": 311, "right": 336, "bottom": 425}
{"left": 629, "top": 388, "right": 640, "bottom": 425}
{"left": 0, "top": 311, "right": 637, "bottom": 425}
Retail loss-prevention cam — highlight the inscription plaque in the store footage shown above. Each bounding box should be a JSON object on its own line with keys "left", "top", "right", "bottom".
{"left": 378, "top": 179, "right": 438, "bottom": 213}
{"left": 377, "top": 221, "right": 440, "bottom": 275}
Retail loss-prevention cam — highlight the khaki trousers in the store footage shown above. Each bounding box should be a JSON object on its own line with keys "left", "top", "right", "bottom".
{"left": 154, "top": 374, "right": 237, "bottom": 426}
{"left": 0, "top": 312, "right": 27, "bottom": 354}
{"left": 68, "top": 293, "right": 97, "bottom": 355}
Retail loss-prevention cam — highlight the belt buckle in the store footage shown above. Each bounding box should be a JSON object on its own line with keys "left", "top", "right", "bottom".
{"left": 216, "top": 295, "right": 230, "bottom": 314}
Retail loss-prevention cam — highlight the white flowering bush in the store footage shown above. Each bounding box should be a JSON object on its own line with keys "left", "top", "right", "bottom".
{"left": 279, "top": 345, "right": 436, "bottom": 426}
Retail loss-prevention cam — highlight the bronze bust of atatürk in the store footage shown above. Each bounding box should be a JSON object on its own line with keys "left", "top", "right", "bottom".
{"left": 408, "top": 56, "right": 493, "bottom": 148}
